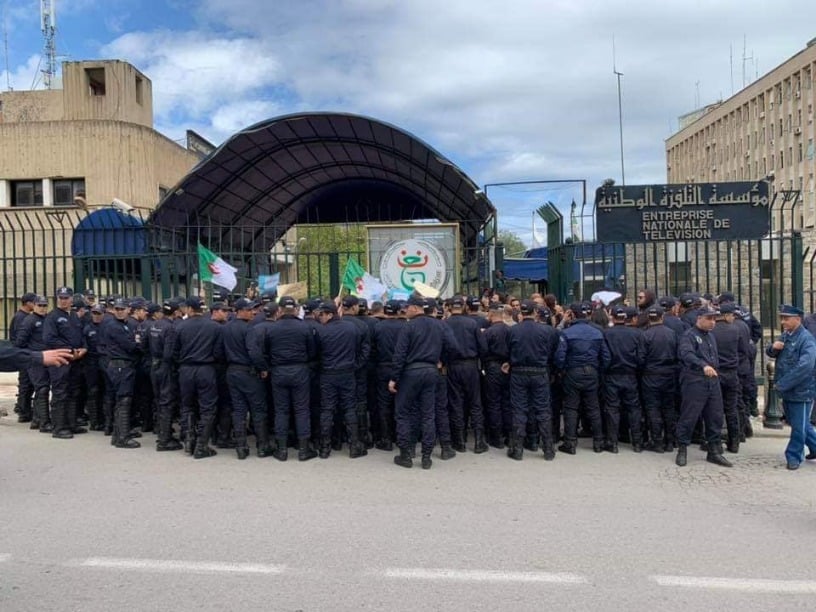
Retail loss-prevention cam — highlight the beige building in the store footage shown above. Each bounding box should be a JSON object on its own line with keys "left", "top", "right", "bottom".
{"left": 0, "top": 60, "right": 202, "bottom": 331}
{"left": 0, "top": 60, "right": 199, "bottom": 210}
{"left": 651, "top": 38, "right": 816, "bottom": 317}
{"left": 666, "top": 37, "right": 816, "bottom": 228}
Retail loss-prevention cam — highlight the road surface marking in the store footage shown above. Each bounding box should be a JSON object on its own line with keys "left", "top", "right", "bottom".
{"left": 652, "top": 575, "right": 816, "bottom": 593}
{"left": 381, "top": 567, "right": 588, "bottom": 584}
{"left": 75, "top": 557, "right": 285, "bottom": 575}
{"left": 0, "top": 554, "right": 10, "bottom": 563}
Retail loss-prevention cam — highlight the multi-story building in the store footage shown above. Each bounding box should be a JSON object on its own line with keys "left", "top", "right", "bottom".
{"left": 0, "top": 60, "right": 202, "bottom": 328}
{"left": 659, "top": 38, "right": 816, "bottom": 318}
{"left": 666, "top": 37, "right": 816, "bottom": 228}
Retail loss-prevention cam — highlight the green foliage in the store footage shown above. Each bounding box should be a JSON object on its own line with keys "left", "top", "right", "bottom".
{"left": 292, "top": 224, "right": 366, "bottom": 297}
{"left": 498, "top": 229, "right": 528, "bottom": 258}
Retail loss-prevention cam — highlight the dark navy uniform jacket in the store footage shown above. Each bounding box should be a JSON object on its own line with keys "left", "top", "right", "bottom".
{"left": 0, "top": 343, "right": 43, "bottom": 372}
{"left": 711, "top": 319, "right": 751, "bottom": 371}
{"left": 264, "top": 315, "right": 317, "bottom": 368}
{"left": 444, "top": 313, "right": 487, "bottom": 361}
{"left": 482, "top": 320, "right": 510, "bottom": 363}
{"left": 315, "top": 317, "right": 361, "bottom": 372}
{"left": 506, "top": 319, "right": 558, "bottom": 368}
{"left": 169, "top": 315, "right": 224, "bottom": 365}
{"left": 391, "top": 315, "right": 456, "bottom": 384}
{"left": 604, "top": 323, "right": 645, "bottom": 374}
{"left": 222, "top": 318, "right": 259, "bottom": 367}
{"left": 678, "top": 326, "right": 719, "bottom": 378}
{"left": 555, "top": 319, "right": 611, "bottom": 371}
{"left": 344, "top": 314, "right": 372, "bottom": 368}
{"left": 43, "top": 307, "right": 84, "bottom": 350}
{"left": 663, "top": 314, "right": 687, "bottom": 336}
{"left": 144, "top": 318, "right": 173, "bottom": 360}
{"left": 9, "top": 309, "right": 29, "bottom": 344}
{"left": 103, "top": 317, "right": 141, "bottom": 361}
{"left": 83, "top": 321, "right": 103, "bottom": 358}
{"left": 15, "top": 313, "right": 47, "bottom": 351}
{"left": 642, "top": 323, "right": 678, "bottom": 375}
{"left": 372, "top": 318, "right": 407, "bottom": 366}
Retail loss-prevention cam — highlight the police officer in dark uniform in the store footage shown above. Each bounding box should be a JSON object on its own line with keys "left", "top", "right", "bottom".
{"left": 467, "top": 295, "right": 491, "bottom": 330}
{"left": 222, "top": 297, "right": 271, "bottom": 459}
{"left": 640, "top": 305, "right": 679, "bottom": 452}
{"left": 314, "top": 302, "right": 367, "bottom": 459}
{"left": 482, "top": 303, "right": 511, "bottom": 449}
{"left": 262, "top": 296, "right": 318, "bottom": 461}
{"left": 675, "top": 306, "right": 732, "bottom": 468}
{"left": 208, "top": 301, "right": 235, "bottom": 449}
{"left": 719, "top": 291, "right": 761, "bottom": 424}
{"left": 341, "top": 296, "right": 373, "bottom": 448}
{"left": 302, "top": 299, "right": 323, "bottom": 445}
{"left": 43, "top": 287, "right": 88, "bottom": 439}
{"left": 144, "top": 298, "right": 183, "bottom": 451}
{"left": 168, "top": 296, "right": 225, "bottom": 459}
{"left": 371, "top": 299, "right": 407, "bottom": 451}
{"left": 9, "top": 292, "right": 36, "bottom": 422}
{"left": 82, "top": 304, "right": 106, "bottom": 431}
{"left": 658, "top": 296, "right": 686, "bottom": 337}
{"left": 444, "top": 295, "right": 489, "bottom": 453}
{"left": 127, "top": 298, "right": 154, "bottom": 434}
{"left": 603, "top": 305, "right": 645, "bottom": 453}
{"left": 711, "top": 302, "right": 751, "bottom": 453}
{"left": 15, "top": 295, "right": 51, "bottom": 431}
{"left": 427, "top": 299, "right": 458, "bottom": 460}
{"left": 247, "top": 300, "right": 278, "bottom": 456}
{"left": 504, "top": 299, "right": 559, "bottom": 460}
{"left": 678, "top": 293, "right": 702, "bottom": 329}
{"left": 104, "top": 297, "right": 142, "bottom": 449}
{"left": 389, "top": 296, "right": 456, "bottom": 469}
{"left": 555, "top": 302, "right": 611, "bottom": 454}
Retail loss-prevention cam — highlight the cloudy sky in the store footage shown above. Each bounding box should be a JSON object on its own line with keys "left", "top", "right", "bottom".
{"left": 3, "top": 0, "right": 814, "bottom": 248}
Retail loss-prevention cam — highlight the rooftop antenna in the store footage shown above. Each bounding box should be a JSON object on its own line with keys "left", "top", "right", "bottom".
{"left": 741, "top": 34, "right": 754, "bottom": 89}
{"left": 729, "top": 43, "right": 734, "bottom": 95}
{"left": 612, "top": 35, "right": 625, "bottom": 186}
{"left": 40, "top": 0, "right": 56, "bottom": 89}
{"left": 2, "top": 0, "right": 10, "bottom": 90}
{"left": 695, "top": 80, "right": 701, "bottom": 108}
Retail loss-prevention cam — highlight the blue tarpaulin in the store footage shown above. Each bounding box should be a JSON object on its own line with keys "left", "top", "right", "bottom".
{"left": 503, "top": 257, "right": 548, "bottom": 281}
{"left": 71, "top": 208, "right": 147, "bottom": 258}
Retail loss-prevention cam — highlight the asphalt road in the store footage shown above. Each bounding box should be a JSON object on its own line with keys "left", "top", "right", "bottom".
{"left": 1, "top": 412, "right": 815, "bottom": 612}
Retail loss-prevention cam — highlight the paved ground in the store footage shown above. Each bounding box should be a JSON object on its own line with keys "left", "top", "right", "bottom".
{"left": 2, "top": 395, "right": 815, "bottom": 612}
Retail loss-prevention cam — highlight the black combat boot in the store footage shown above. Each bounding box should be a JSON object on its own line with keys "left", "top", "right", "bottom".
{"left": 675, "top": 444, "right": 687, "bottom": 467}
{"left": 254, "top": 415, "right": 273, "bottom": 457}
{"left": 375, "top": 438, "right": 394, "bottom": 451}
{"left": 102, "top": 395, "right": 115, "bottom": 436}
{"left": 604, "top": 439, "right": 619, "bottom": 454}
{"left": 17, "top": 393, "right": 33, "bottom": 423}
{"left": 726, "top": 436, "right": 740, "bottom": 454}
{"left": 358, "top": 405, "right": 373, "bottom": 449}
{"left": 298, "top": 438, "right": 317, "bottom": 462}
{"left": 542, "top": 440, "right": 555, "bottom": 461}
{"left": 86, "top": 387, "right": 103, "bottom": 431}
{"left": 706, "top": 442, "right": 733, "bottom": 467}
{"left": 155, "top": 411, "right": 182, "bottom": 451}
{"left": 421, "top": 454, "right": 432, "bottom": 469}
{"left": 393, "top": 448, "right": 412, "bottom": 468}
{"left": 348, "top": 428, "right": 368, "bottom": 459}
{"left": 273, "top": 437, "right": 289, "bottom": 462}
{"left": 487, "top": 429, "right": 505, "bottom": 449}
{"left": 51, "top": 401, "right": 73, "bottom": 439}
{"left": 318, "top": 435, "right": 332, "bottom": 459}
{"left": 593, "top": 439, "right": 604, "bottom": 453}
{"left": 67, "top": 399, "right": 87, "bottom": 435}
{"left": 34, "top": 392, "right": 51, "bottom": 433}
{"left": 523, "top": 433, "right": 539, "bottom": 452}
{"left": 440, "top": 442, "right": 456, "bottom": 460}
{"left": 114, "top": 398, "right": 140, "bottom": 449}
{"left": 558, "top": 438, "right": 577, "bottom": 455}
{"left": 183, "top": 415, "right": 196, "bottom": 454}
{"left": 507, "top": 434, "right": 523, "bottom": 461}
{"left": 232, "top": 417, "right": 249, "bottom": 458}
{"left": 452, "top": 430, "right": 466, "bottom": 452}
{"left": 193, "top": 414, "right": 217, "bottom": 459}
{"left": 744, "top": 419, "right": 754, "bottom": 439}
{"left": 473, "top": 429, "right": 488, "bottom": 454}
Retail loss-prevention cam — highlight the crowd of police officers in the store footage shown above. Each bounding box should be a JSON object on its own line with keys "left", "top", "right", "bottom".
{"left": 5, "top": 284, "right": 767, "bottom": 470}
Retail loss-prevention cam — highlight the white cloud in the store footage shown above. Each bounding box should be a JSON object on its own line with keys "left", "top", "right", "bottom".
{"left": 0, "top": 54, "right": 45, "bottom": 91}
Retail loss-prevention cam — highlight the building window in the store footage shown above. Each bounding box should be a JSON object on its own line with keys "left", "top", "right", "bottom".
{"left": 53, "top": 178, "right": 86, "bottom": 207}
{"left": 86, "top": 67, "right": 106, "bottom": 96}
{"left": 669, "top": 262, "right": 692, "bottom": 293}
{"left": 135, "top": 76, "right": 144, "bottom": 105}
{"left": 11, "top": 180, "right": 43, "bottom": 207}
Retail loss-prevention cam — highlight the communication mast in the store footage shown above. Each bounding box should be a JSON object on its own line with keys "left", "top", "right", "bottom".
{"left": 40, "top": 0, "right": 56, "bottom": 89}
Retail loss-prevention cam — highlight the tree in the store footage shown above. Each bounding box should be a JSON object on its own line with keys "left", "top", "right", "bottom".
{"left": 498, "top": 229, "right": 528, "bottom": 258}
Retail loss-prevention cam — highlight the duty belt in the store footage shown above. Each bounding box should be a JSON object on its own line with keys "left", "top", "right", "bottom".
{"left": 404, "top": 362, "right": 436, "bottom": 372}
{"left": 108, "top": 358, "right": 133, "bottom": 366}
{"left": 512, "top": 366, "right": 547, "bottom": 374}
{"left": 227, "top": 363, "right": 255, "bottom": 372}
{"left": 450, "top": 358, "right": 478, "bottom": 365}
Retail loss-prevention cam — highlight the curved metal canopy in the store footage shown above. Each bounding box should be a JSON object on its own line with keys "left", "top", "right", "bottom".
{"left": 149, "top": 112, "right": 494, "bottom": 249}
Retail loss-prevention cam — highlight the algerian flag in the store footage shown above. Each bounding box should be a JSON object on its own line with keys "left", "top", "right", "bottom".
{"left": 198, "top": 243, "right": 238, "bottom": 291}
{"left": 342, "top": 258, "right": 366, "bottom": 294}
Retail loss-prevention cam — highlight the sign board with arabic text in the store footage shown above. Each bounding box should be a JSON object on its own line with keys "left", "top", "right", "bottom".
{"left": 367, "top": 223, "right": 459, "bottom": 299}
{"left": 595, "top": 182, "right": 770, "bottom": 243}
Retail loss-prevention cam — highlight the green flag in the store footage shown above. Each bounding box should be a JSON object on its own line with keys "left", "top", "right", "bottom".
{"left": 342, "top": 258, "right": 366, "bottom": 294}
